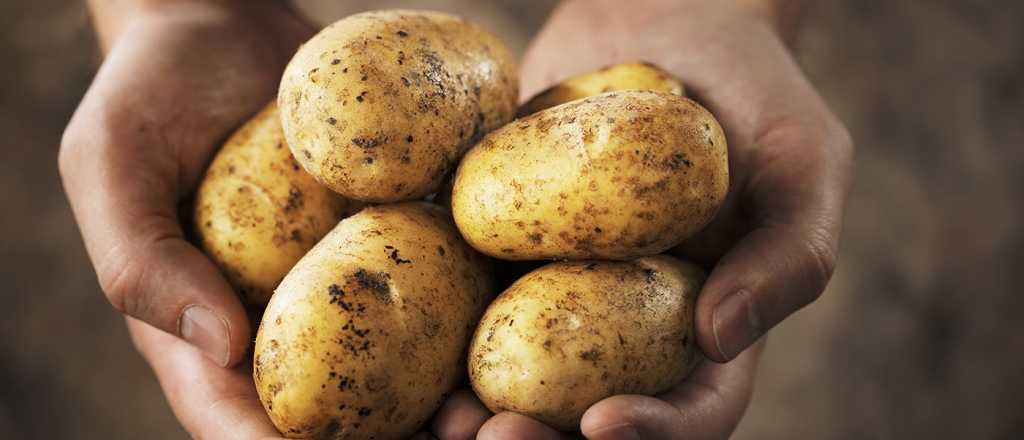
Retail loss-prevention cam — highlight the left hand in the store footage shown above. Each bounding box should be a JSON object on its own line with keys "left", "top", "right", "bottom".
{"left": 128, "top": 318, "right": 443, "bottom": 440}
{"left": 125, "top": 317, "right": 285, "bottom": 439}
{"left": 433, "top": 0, "right": 852, "bottom": 438}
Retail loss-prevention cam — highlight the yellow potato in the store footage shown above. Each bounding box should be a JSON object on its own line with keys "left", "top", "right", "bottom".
{"left": 279, "top": 10, "right": 518, "bottom": 203}
{"left": 194, "top": 102, "right": 357, "bottom": 305}
{"left": 468, "top": 256, "right": 703, "bottom": 431}
{"left": 254, "top": 202, "right": 494, "bottom": 439}
{"left": 518, "top": 61, "right": 685, "bottom": 116}
{"left": 452, "top": 90, "right": 729, "bottom": 261}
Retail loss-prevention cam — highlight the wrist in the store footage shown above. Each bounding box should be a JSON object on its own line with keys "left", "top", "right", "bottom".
{"left": 87, "top": 0, "right": 287, "bottom": 51}
{"left": 557, "top": 0, "right": 799, "bottom": 43}
{"left": 734, "top": 0, "right": 806, "bottom": 42}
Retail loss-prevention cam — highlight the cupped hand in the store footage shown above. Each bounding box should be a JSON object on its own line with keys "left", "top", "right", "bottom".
{"left": 432, "top": 343, "right": 762, "bottom": 440}
{"left": 62, "top": 3, "right": 464, "bottom": 438}
{"left": 433, "top": 0, "right": 852, "bottom": 438}
{"left": 61, "top": 1, "right": 313, "bottom": 438}
{"left": 126, "top": 317, "right": 285, "bottom": 439}
{"left": 517, "top": 0, "right": 854, "bottom": 365}
{"left": 66, "top": 1, "right": 850, "bottom": 438}
{"left": 61, "top": 1, "right": 312, "bottom": 367}
{"left": 129, "top": 318, "right": 447, "bottom": 440}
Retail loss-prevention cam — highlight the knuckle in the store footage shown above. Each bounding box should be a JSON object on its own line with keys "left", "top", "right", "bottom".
{"left": 753, "top": 118, "right": 817, "bottom": 149}
{"left": 830, "top": 121, "right": 856, "bottom": 169}
{"left": 746, "top": 120, "right": 833, "bottom": 187}
{"left": 798, "top": 226, "right": 838, "bottom": 303}
{"left": 835, "top": 123, "right": 854, "bottom": 153}
{"left": 58, "top": 110, "right": 124, "bottom": 182}
{"left": 754, "top": 116, "right": 855, "bottom": 166}
{"left": 95, "top": 223, "right": 179, "bottom": 325}
{"left": 95, "top": 243, "right": 150, "bottom": 319}
{"left": 57, "top": 123, "right": 86, "bottom": 181}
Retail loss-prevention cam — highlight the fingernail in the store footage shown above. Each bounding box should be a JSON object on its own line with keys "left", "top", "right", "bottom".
{"left": 588, "top": 422, "right": 641, "bottom": 440}
{"left": 712, "top": 289, "right": 762, "bottom": 360}
{"left": 180, "top": 305, "right": 230, "bottom": 367}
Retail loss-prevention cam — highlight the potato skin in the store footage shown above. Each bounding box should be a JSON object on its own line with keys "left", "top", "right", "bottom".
{"left": 468, "top": 256, "right": 703, "bottom": 431}
{"left": 279, "top": 10, "right": 518, "bottom": 203}
{"left": 518, "top": 61, "right": 685, "bottom": 117}
{"left": 194, "top": 102, "right": 357, "bottom": 305}
{"left": 254, "top": 203, "right": 494, "bottom": 439}
{"left": 452, "top": 90, "right": 729, "bottom": 261}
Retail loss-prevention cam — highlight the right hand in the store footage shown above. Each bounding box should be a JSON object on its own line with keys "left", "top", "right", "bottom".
{"left": 432, "top": 0, "right": 852, "bottom": 438}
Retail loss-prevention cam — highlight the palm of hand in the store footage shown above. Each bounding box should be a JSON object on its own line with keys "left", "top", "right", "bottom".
{"left": 429, "top": 4, "right": 850, "bottom": 440}
{"left": 62, "top": 5, "right": 314, "bottom": 439}
{"left": 68, "top": 3, "right": 849, "bottom": 440}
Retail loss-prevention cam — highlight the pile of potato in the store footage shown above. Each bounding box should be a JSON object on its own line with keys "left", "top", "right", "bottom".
{"left": 193, "top": 9, "right": 728, "bottom": 440}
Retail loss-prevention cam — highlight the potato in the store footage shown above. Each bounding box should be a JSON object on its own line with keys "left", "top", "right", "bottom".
{"left": 279, "top": 10, "right": 518, "bottom": 203}
{"left": 194, "top": 102, "right": 357, "bottom": 305}
{"left": 468, "top": 256, "right": 703, "bottom": 431}
{"left": 254, "top": 202, "right": 494, "bottom": 439}
{"left": 518, "top": 61, "right": 685, "bottom": 117}
{"left": 452, "top": 90, "right": 728, "bottom": 260}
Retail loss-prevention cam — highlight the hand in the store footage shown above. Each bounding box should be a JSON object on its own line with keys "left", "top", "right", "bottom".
{"left": 60, "top": 1, "right": 313, "bottom": 438}
{"left": 433, "top": 0, "right": 853, "bottom": 438}
{"left": 61, "top": 0, "right": 313, "bottom": 367}
{"left": 60, "top": 3, "right": 468, "bottom": 438}
{"left": 432, "top": 343, "right": 763, "bottom": 440}
{"left": 126, "top": 317, "right": 284, "bottom": 439}
{"left": 128, "top": 318, "right": 445, "bottom": 440}
{"left": 520, "top": 0, "right": 854, "bottom": 364}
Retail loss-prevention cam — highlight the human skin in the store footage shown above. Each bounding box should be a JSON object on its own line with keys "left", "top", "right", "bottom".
{"left": 61, "top": 1, "right": 319, "bottom": 438}
{"left": 434, "top": 0, "right": 852, "bottom": 439}
{"left": 60, "top": 0, "right": 850, "bottom": 439}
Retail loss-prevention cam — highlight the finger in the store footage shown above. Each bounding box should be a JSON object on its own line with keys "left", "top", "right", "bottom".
{"left": 432, "top": 389, "right": 492, "bottom": 440}
{"left": 694, "top": 129, "right": 848, "bottom": 362}
{"left": 127, "top": 317, "right": 284, "bottom": 440}
{"left": 477, "top": 411, "right": 566, "bottom": 440}
{"left": 60, "top": 79, "right": 250, "bottom": 367}
{"left": 696, "top": 220, "right": 837, "bottom": 363}
{"left": 581, "top": 341, "right": 764, "bottom": 440}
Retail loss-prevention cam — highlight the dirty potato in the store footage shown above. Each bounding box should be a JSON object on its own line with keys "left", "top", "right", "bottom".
{"left": 279, "top": 10, "right": 518, "bottom": 203}
{"left": 518, "top": 61, "right": 685, "bottom": 116}
{"left": 468, "top": 256, "right": 703, "bottom": 431}
{"left": 452, "top": 90, "right": 728, "bottom": 261}
{"left": 254, "top": 202, "right": 494, "bottom": 439}
{"left": 194, "top": 102, "right": 358, "bottom": 305}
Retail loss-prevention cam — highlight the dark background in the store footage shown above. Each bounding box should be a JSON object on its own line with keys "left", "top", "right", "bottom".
{"left": 2, "top": 0, "right": 1022, "bottom": 438}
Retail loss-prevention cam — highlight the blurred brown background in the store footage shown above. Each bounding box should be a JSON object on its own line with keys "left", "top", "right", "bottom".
{"left": 2, "top": 0, "right": 1022, "bottom": 438}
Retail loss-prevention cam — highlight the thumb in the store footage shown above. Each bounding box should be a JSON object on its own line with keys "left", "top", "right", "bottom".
{"left": 690, "top": 122, "right": 850, "bottom": 363}
{"left": 697, "top": 223, "right": 837, "bottom": 362}
{"left": 580, "top": 341, "right": 764, "bottom": 440}
{"left": 126, "top": 318, "right": 284, "bottom": 439}
{"left": 60, "top": 105, "right": 250, "bottom": 367}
